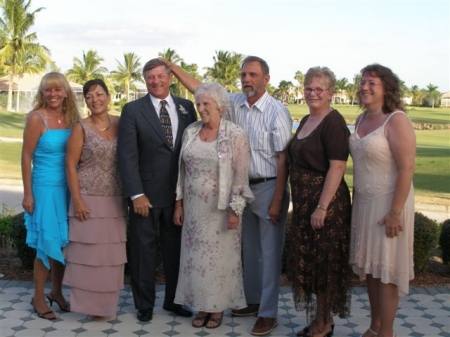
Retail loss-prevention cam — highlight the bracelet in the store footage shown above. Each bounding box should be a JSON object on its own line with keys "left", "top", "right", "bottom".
{"left": 390, "top": 208, "right": 402, "bottom": 215}
{"left": 175, "top": 204, "right": 183, "bottom": 209}
{"left": 316, "top": 205, "right": 327, "bottom": 212}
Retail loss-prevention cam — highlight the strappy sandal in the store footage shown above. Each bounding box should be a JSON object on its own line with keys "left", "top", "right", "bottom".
{"left": 192, "top": 312, "right": 210, "bottom": 328}
{"left": 360, "top": 328, "right": 379, "bottom": 337}
{"left": 30, "top": 298, "right": 56, "bottom": 320}
{"left": 46, "top": 293, "right": 70, "bottom": 312}
{"left": 206, "top": 312, "right": 223, "bottom": 329}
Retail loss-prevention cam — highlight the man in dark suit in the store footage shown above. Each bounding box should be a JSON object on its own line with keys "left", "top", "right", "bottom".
{"left": 117, "top": 58, "right": 197, "bottom": 322}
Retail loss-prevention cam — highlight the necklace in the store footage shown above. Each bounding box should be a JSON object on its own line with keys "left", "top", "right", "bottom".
{"left": 92, "top": 115, "right": 110, "bottom": 132}
{"left": 49, "top": 114, "right": 63, "bottom": 124}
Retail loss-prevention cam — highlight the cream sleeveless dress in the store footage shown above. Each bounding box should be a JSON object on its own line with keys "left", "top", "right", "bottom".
{"left": 349, "top": 111, "right": 415, "bottom": 296}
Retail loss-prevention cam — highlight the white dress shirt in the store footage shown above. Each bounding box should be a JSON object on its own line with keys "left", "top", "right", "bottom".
{"left": 227, "top": 91, "right": 292, "bottom": 179}
{"left": 131, "top": 94, "right": 180, "bottom": 201}
{"left": 150, "top": 94, "right": 179, "bottom": 145}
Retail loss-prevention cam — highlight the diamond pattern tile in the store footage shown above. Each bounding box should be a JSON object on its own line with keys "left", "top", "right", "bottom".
{"left": 0, "top": 284, "right": 448, "bottom": 336}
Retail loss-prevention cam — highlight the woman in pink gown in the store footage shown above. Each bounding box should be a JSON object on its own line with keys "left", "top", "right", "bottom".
{"left": 64, "top": 79, "right": 127, "bottom": 320}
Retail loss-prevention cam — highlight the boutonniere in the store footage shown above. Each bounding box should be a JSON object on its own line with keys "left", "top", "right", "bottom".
{"left": 178, "top": 105, "right": 188, "bottom": 119}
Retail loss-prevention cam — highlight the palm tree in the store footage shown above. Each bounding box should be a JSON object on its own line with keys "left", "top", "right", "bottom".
{"left": 204, "top": 50, "right": 242, "bottom": 92}
{"left": 400, "top": 80, "right": 411, "bottom": 98}
{"left": 13, "top": 49, "right": 48, "bottom": 111}
{"left": 276, "top": 80, "right": 294, "bottom": 103}
{"left": 415, "top": 88, "right": 428, "bottom": 107}
{"left": 426, "top": 84, "right": 440, "bottom": 108}
{"left": 410, "top": 85, "right": 419, "bottom": 106}
{"left": 110, "top": 52, "right": 142, "bottom": 102}
{"left": 0, "top": 62, "right": 8, "bottom": 77}
{"left": 66, "top": 49, "right": 108, "bottom": 114}
{"left": 346, "top": 74, "right": 361, "bottom": 105}
{"left": 158, "top": 48, "right": 183, "bottom": 95}
{"left": 179, "top": 60, "right": 200, "bottom": 100}
{"left": 66, "top": 50, "right": 108, "bottom": 83}
{"left": 294, "top": 70, "right": 304, "bottom": 104}
{"left": 158, "top": 48, "right": 181, "bottom": 64}
{"left": 345, "top": 84, "right": 357, "bottom": 106}
{"left": 335, "top": 78, "right": 348, "bottom": 104}
{"left": 0, "top": 0, "right": 51, "bottom": 111}
{"left": 266, "top": 83, "right": 276, "bottom": 96}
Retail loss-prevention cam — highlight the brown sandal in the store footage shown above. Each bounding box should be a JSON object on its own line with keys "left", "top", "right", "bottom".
{"left": 206, "top": 312, "right": 223, "bottom": 329}
{"left": 192, "top": 312, "right": 210, "bottom": 328}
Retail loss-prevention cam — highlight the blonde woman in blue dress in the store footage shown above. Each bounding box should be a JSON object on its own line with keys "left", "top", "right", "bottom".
{"left": 22, "top": 72, "right": 80, "bottom": 320}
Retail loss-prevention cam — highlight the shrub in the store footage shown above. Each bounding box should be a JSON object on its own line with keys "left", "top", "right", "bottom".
{"left": 0, "top": 204, "right": 15, "bottom": 252}
{"left": 439, "top": 219, "right": 450, "bottom": 266}
{"left": 10, "top": 210, "right": 165, "bottom": 277}
{"left": 11, "top": 212, "right": 35, "bottom": 269}
{"left": 414, "top": 212, "right": 439, "bottom": 272}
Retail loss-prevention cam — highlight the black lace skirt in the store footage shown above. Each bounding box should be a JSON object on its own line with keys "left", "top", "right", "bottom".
{"left": 288, "top": 167, "right": 352, "bottom": 322}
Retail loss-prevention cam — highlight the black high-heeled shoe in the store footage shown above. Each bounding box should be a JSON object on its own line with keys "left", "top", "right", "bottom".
{"left": 296, "top": 324, "right": 335, "bottom": 336}
{"left": 46, "top": 294, "right": 70, "bottom": 312}
{"left": 30, "top": 298, "right": 56, "bottom": 320}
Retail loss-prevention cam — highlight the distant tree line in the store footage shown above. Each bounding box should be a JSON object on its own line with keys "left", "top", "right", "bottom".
{"left": 0, "top": 0, "right": 444, "bottom": 112}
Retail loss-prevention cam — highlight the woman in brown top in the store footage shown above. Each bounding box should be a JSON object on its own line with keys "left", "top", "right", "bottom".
{"left": 63, "top": 79, "right": 127, "bottom": 320}
{"left": 287, "top": 67, "right": 352, "bottom": 337}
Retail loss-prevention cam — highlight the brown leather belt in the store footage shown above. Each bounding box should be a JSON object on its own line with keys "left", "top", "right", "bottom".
{"left": 249, "top": 177, "right": 277, "bottom": 185}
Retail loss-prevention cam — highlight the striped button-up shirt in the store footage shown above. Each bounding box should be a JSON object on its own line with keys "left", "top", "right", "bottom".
{"left": 227, "top": 92, "right": 292, "bottom": 179}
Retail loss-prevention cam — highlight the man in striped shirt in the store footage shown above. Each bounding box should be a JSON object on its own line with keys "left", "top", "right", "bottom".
{"left": 163, "top": 56, "right": 292, "bottom": 336}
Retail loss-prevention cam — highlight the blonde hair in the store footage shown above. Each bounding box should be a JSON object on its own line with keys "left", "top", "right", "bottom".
{"left": 32, "top": 72, "right": 80, "bottom": 128}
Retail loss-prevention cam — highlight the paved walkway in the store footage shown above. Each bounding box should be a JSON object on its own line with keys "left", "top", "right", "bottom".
{"left": 1, "top": 281, "right": 449, "bottom": 337}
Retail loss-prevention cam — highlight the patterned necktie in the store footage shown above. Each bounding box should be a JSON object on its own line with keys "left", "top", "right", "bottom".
{"left": 159, "top": 100, "right": 173, "bottom": 148}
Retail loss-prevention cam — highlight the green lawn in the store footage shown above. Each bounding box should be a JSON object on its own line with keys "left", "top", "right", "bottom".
{"left": 287, "top": 104, "right": 450, "bottom": 125}
{"left": 0, "top": 110, "right": 26, "bottom": 138}
{"left": 0, "top": 109, "right": 449, "bottom": 202}
{"left": 344, "top": 130, "right": 450, "bottom": 198}
{"left": 0, "top": 142, "right": 22, "bottom": 179}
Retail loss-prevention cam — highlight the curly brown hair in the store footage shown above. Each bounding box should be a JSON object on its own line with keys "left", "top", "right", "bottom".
{"left": 31, "top": 72, "right": 80, "bottom": 127}
{"left": 357, "top": 64, "right": 405, "bottom": 113}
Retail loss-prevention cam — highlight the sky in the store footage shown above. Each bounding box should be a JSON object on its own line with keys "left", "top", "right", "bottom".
{"left": 32, "top": 0, "right": 450, "bottom": 92}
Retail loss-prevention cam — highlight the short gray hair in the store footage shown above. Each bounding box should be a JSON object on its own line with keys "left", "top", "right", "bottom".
{"left": 194, "top": 82, "right": 229, "bottom": 112}
{"left": 304, "top": 66, "right": 336, "bottom": 91}
{"left": 242, "top": 56, "right": 270, "bottom": 75}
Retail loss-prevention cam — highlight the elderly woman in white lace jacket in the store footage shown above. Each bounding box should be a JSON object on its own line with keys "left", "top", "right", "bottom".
{"left": 173, "top": 82, "right": 254, "bottom": 329}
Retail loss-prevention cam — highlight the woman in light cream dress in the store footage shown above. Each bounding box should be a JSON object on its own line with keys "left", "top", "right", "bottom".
{"left": 349, "top": 64, "right": 415, "bottom": 337}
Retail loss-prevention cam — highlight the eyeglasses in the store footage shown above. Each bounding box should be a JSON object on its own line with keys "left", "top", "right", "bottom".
{"left": 304, "top": 87, "right": 327, "bottom": 95}
{"left": 359, "top": 81, "right": 382, "bottom": 87}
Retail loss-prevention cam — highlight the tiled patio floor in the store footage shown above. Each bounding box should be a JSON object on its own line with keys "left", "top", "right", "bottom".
{"left": 1, "top": 280, "right": 449, "bottom": 336}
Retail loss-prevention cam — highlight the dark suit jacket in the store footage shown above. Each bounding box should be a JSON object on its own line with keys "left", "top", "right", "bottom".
{"left": 117, "top": 94, "right": 197, "bottom": 208}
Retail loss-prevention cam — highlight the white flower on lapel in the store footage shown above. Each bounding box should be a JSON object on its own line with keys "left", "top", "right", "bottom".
{"left": 178, "top": 105, "right": 188, "bottom": 119}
